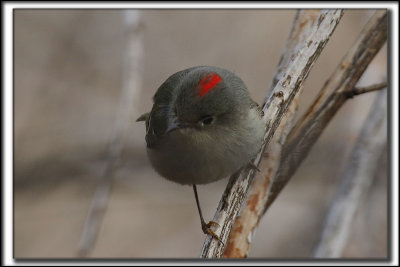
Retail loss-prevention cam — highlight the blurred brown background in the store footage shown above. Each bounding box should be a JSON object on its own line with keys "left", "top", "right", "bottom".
{"left": 14, "top": 9, "right": 387, "bottom": 258}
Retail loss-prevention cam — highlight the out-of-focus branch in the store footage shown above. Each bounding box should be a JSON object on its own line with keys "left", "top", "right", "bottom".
{"left": 263, "top": 10, "right": 388, "bottom": 214}
{"left": 345, "top": 82, "right": 387, "bottom": 98}
{"left": 221, "top": 9, "right": 321, "bottom": 258}
{"left": 200, "top": 9, "right": 343, "bottom": 258}
{"left": 77, "top": 10, "right": 144, "bottom": 257}
{"left": 313, "top": 89, "right": 387, "bottom": 258}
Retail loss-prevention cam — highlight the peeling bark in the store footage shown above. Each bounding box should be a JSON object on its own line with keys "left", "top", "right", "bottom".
{"left": 265, "top": 10, "right": 387, "bottom": 213}
{"left": 200, "top": 9, "right": 344, "bottom": 258}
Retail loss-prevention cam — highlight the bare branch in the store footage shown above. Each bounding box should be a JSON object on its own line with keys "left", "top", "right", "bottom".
{"left": 265, "top": 10, "right": 321, "bottom": 97}
{"left": 221, "top": 9, "right": 321, "bottom": 258}
{"left": 220, "top": 10, "right": 387, "bottom": 258}
{"left": 345, "top": 82, "right": 388, "bottom": 98}
{"left": 200, "top": 9, "right": 343, "bottom": 258}
{"left": 77, "top": 10, "right": 144, "bottom": 256}
{"left": 264, "top": 10, "right": 388, "bottom": 214}
{"left": 313, "top": 89, "right": 387, "bottom": 258}
{"left": 223, "top": 99, "right": 298, "bottom": 258}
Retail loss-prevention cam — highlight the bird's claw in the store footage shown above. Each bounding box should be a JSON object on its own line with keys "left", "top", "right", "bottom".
{"left": 206, "top": 221, "right": 220, "bottom": 228}
{"left": 202, "top": 221, "right": 224, "bottom": 245}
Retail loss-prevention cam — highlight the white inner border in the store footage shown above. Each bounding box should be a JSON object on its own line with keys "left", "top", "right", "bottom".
{"left": 3, "top": 2, "right": 398, "bottom": 266}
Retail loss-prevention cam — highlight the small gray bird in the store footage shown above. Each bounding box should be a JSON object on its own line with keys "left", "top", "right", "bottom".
{"left": 137, "top": 66, "right": 265, "bottom": 243}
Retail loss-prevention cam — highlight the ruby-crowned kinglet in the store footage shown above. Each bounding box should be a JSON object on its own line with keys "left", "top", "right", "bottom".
{"left": 137, "top": 66, "right": 265, "bottom": 243}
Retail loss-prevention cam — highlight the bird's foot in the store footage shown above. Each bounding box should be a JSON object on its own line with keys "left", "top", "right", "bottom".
{"left": 201, "top": 221, "right": 224, "bottom": 245}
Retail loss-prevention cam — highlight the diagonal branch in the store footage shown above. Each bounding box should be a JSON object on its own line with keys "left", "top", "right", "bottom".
{"left": 222, "top": 9, "right": 321, "bottom": 258}
{"left": 200, "top": 9, "right": 344, "bottom": 258}
{"left": 264, "top": 10, "right": 387, "bottom": 214}
{"left": 221, "top": 9, "right": 387, "bottom": 258}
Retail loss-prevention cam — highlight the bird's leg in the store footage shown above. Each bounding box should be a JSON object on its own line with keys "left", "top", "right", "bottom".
{"left": 192, "top": 185, "right": 224, "bottom": 245}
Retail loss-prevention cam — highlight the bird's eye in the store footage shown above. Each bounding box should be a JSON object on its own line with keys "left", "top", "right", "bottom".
{"left": 200, "top": 115, "right": 214, "bottom": 126}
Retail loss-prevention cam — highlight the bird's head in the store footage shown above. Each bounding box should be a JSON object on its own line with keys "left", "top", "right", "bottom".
{"left": 166, "top": 67, "right": 251, "bottom": 135}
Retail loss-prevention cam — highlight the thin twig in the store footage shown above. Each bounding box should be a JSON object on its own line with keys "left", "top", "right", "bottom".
{"left": 200, "top": 9, "right": 343, "bottom": 258}
{"left": 313, "top": 89, "right": 387, "bottom": 257}
{"left": 77, "top": 10, "right": 144, "bottom": 256}
{"left": 345, "top": 82, "right": 388, "bottom": 98}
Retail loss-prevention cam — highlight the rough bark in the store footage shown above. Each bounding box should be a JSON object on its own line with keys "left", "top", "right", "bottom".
{"left": 200, "top": 9, "right": 344, "bottom": 258}
{"left": 219, "top": 9, "right": 387, "bottom": 258}
{"left": 265, "top": 10, "right": 387, "bottom": 213}
{"left": 222, "top": 9, "right": 321, "bottom": 258}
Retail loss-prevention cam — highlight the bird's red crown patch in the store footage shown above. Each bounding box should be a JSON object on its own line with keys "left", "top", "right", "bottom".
{"left": 198, "top": 73, "right": 222, "bottom": 97}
